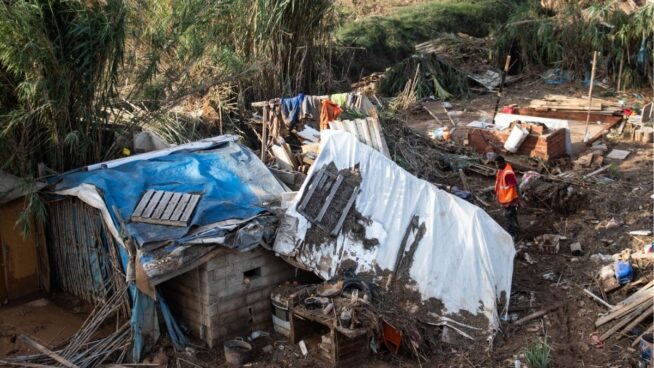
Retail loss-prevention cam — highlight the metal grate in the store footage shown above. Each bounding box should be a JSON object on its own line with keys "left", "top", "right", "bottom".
{"left": 131, "top": 190, "right": 201, "bottom": 227}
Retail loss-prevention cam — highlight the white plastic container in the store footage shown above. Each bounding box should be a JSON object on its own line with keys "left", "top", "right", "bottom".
{"left": 504, "top": 126, "right": 529, "bottom": 153}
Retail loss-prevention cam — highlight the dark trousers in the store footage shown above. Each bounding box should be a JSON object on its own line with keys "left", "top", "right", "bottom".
{"left": 504, "top": 204, "right": 519, "bottom": 237}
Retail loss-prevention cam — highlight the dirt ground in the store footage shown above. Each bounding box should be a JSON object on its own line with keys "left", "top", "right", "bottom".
{"left": 159, "top": 78, "right": 653, "bottom": 367}
{"left": 0, "top": 294, "right": 92, "bottom": 357}
{"left": 1, "top": 77, "right": 651, "bottom": 367}
{"left": 395, "top": 77, "right": 654, "bottom": 367}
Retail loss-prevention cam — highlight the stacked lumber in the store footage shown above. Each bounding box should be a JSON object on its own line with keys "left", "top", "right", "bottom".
{"left": 596, "top": 281, "right": 654, "bottom": 345}
{"left": 529, "top": 94, "right": 623, "bottom": 113}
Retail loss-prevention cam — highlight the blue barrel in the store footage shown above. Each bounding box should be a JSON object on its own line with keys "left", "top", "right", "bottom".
{"left": 614, "top": 261, "right": 633, "bottom": 285}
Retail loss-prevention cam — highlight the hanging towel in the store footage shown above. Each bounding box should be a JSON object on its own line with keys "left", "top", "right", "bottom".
{"left": 320, "top": 99, "right": 343, "bottom": 130}
{"left": 300, "top": 95, "right": 323, "bottom": 122}
{"left": 281, "top": 93, "right": 305, "bottom": 128}
{"left": 329, "top": 93, "right": 349, "bottom": 108}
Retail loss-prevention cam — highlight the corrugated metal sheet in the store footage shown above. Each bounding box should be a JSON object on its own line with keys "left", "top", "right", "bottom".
{"left": 329, "top": 117, "right": 390, "bottom": 158}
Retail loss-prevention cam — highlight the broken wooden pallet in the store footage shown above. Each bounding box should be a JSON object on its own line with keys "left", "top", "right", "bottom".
{"left": 131, "top": 190, "right": 201, "bottom": 227}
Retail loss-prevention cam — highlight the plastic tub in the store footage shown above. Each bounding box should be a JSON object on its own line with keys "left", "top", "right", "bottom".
{"left": 504, "top": 126, "right": 529, "bottom": 153}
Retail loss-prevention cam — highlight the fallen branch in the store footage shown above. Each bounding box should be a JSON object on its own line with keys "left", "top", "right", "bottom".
{"left": 512, "top": 303, "right": 565, "bottom": 325}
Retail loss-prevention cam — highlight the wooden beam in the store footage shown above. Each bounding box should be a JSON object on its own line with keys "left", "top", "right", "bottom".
{"left": 599, "top": 303, "right": 649, "bottom": 341}
{"left": 618, "top": 304, "right": 654, "bottom": 340}
{"left": 514, "top": 108, "right": 622, "bottom": 124}
{"left": 18, "top": 335, "right": 79, "bottom": 368}
{"left": 596, "top": 288, "right": 654, "bottom": 327}
{"left": 585, "top": 118, "right": 624, "bottom": 146}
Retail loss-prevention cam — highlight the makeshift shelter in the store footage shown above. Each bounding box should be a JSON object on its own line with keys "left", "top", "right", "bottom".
{"left": 0, "top": 171, "right": 48, "bottom": 302}
{"left": 274, "top": 130, "right": 516, "bottom": 336}
{"left": 50, "top": 135, "right": 295, "bottom": 359}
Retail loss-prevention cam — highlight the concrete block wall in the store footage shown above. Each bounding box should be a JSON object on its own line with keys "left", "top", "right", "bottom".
{"left": 161, "top": 247, "right": 296, "bottom": 348}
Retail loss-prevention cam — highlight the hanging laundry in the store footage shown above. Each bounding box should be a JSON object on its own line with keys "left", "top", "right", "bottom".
{"left": 320, "top": 99, "right": 343, "bottom": 130}
{"left": 280, "top": 93, "right": 305, "bottom": 129}
{"left": 329, "top": 93, "right": 349, "bottom": 108}
{"left": 300, "top": 95, "right": 323, "bottom": 122}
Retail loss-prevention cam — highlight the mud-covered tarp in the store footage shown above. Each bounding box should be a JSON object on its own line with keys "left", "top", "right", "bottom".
{"left": 274, "top": 130, "right": 515, "bottom": 334}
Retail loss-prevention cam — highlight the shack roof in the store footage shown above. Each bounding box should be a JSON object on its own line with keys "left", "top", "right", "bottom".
{"left": 54, "top": 135, "right": 284, "bottom": 284}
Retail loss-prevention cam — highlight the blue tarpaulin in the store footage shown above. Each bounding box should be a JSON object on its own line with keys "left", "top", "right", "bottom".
{"left": 53, "top": 136, "right": 285, "bottom": 360}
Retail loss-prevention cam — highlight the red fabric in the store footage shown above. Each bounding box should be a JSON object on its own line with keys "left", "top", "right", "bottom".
{"left": 320, "top": 99, "right": 342, "bottom": 130}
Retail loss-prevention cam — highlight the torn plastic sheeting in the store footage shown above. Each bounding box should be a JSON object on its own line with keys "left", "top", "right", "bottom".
{"left": 273, "top": 130, "right": 515, "bottom": 334}
{"left": 139, "top": 214, "right": 279, "bottom": 285}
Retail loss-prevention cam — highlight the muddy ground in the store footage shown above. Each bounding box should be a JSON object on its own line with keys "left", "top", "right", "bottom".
{"left": 1, "top": 77, "right": 651, "bottom": 368}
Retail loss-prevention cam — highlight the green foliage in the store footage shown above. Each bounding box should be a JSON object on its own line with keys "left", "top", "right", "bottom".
{"left": 336, "top": 0, "right": 525, "bottom": 73}
{"left": 495, "top": 2, "right": 654, "bottom": 88}
{"left": 378, "top": 54, "right": 469, "bottom": 99}
{"left": 0, "top": 0, "right": 126, "bottom": 177}
{"left": 523, "top": 336, "right": 551, "bottom": 368}
{"left": 15, "top": 178, "right": 47, "bottom": 238}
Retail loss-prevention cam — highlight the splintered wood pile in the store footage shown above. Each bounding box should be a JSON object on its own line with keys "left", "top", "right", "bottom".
{"left": 595, "top": 281, "right": 654, "bottom": 345}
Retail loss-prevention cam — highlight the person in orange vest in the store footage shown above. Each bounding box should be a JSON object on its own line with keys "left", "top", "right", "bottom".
{"left": 494, "top": 156, "right": 519, "bottom": 237}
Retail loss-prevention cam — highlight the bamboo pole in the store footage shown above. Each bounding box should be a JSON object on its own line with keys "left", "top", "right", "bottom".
{"left": 18, "top": 335, "right": 79, "bottom": 368}
{"left": 261, "top": 105, "right": 269, "bottom": 162}
{"left": 491, "top": 54, "right": 511, "bottom": 124}
{"left": 583, "top": 51, "right": 599, "bottom": 143}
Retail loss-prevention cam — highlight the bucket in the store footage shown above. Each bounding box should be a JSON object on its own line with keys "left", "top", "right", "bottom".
{"left": 504, "top": 126, "right": 529, "bottom": 153}
{"left": 641, "top": 333, "right": 653, "bottom": 363}
{"left": 224, "top": 338, "right": 252, "bottom": 366}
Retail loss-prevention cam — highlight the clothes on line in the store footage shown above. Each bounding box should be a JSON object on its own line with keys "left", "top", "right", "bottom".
{"left": 280, "top": 93, "right": 305, "bottom": 128}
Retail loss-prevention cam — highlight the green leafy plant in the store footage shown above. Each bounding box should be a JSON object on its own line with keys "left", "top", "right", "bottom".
{"left": 524, "top": 336, "right": 552, "bottom": 368}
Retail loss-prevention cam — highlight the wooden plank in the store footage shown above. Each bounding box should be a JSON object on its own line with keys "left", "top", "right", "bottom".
{"left": 152, "top": 191, "right": 173, "bottom": 219}
{"left": 271, "top": 145, "right": 296, "bottom": 171}
{"left": 18, "top": 335, "right": 79, "bottom": 368}
{"left": 617, "top": 304, "right": 654, "bottom": 339}
{"left": 170, "top": 193, "right": 192, "bottom": 222}
{"left": 316, "top": 175, "right": 344, "bottom": 222}
{"left": 514, "top": 108, "right": 622, "bottom": 124}
{"left": 331, "top": 186, "right": 359, "bottom": 236}
{"left": 179, "top": 194, "right": 201, "bottom": 223}
{"left": 142, "top": 190, "right": 164, "bottom": 218}
{"left": 162, "top": 192, "right": 183, "bottom": 220}
{"left": 585, "top": 118, "right": 625, "bottom": 146}
{"left": 297, "top": 168, "right": 325, "bottom": 212}
{"left": 599, "top": 302, "right": 649, "bottom": 341}
{"left": 132, "top": 189, "right": 155, "bottom": 217}
{"left": 596, "top": 288, "right": 654, "bottom": 327}
{"left": 616, "top": 280, "right": 654, "bottom": 308}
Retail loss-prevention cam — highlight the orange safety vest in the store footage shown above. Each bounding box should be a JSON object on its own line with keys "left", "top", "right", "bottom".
{"left": 495, "top": 163, "right": 519, "bottom": 205}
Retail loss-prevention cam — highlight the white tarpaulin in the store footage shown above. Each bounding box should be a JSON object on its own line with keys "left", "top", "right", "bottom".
{"left": 273, "top": 130, "right": 515, "bottom": 334}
